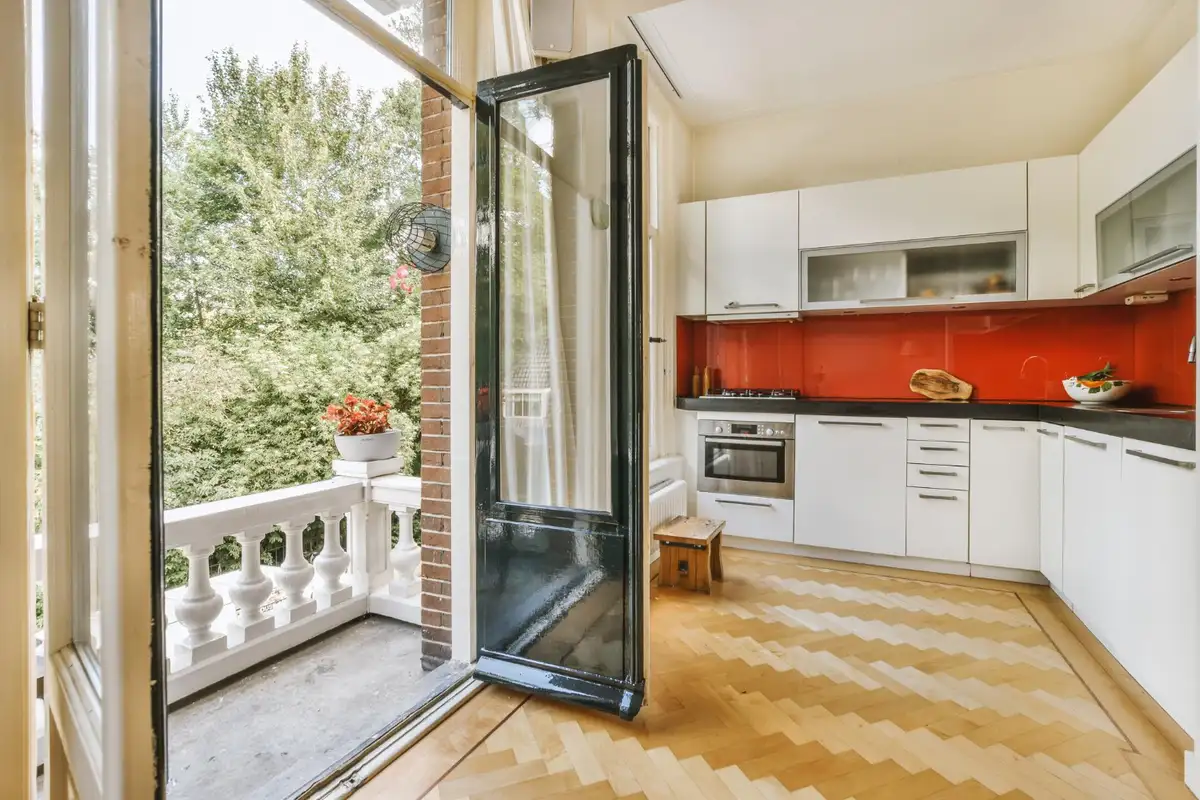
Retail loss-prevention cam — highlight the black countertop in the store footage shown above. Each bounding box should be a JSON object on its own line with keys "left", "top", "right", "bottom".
{"left": 675, "top": 396, "right": 1196, "bottom": 450}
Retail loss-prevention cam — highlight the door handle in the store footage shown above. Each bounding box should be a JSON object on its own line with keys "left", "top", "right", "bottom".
{"left": 1119, "top": 244, "right": 1193, "bottom": 275}
{"left": 1036, "top": 429, "right": 1059, "bottom": 438}
{"left": 1126, "top": 449, "right": 1196, "bottom": 470}
{"left": 714, "top": 498, "right": 773, "bottom": 508}
{"left": 918, "top": 493, "right": 959, "bottom": 501}
{"left": 724, "top": 301, "right": 781, "bottom": 310}
{"left": 918, "top": 423, "right": 960, "bottom": 428}
{"left": 918, "top": 469, "right": 958, "bottom": 477}
{"left": 981, "top": 425, "right": 1026, "bottom": 432}
{"left": 818, "top": 420, "right": 884, "bottom": 427}
{"left": 1064, "top": 434, "right": 1106, "bottom": 450}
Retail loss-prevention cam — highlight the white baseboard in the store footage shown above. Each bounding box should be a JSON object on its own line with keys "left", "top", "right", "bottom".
{"left": 724, "top": 536, "right": 1046, "bottom": 585}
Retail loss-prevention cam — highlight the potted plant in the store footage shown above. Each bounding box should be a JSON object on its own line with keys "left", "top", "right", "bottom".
{"left": 322, "top": 394, "right": 400, "bottom": 462}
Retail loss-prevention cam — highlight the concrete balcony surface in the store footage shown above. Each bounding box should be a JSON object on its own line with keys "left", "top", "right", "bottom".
{"left": 167, "top": 614, "right": 468, "bottom": 800}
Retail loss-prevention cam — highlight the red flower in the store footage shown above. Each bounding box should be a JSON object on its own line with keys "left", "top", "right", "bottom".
{"left": 321, "top": 395, "right": 392, "bottom": 436}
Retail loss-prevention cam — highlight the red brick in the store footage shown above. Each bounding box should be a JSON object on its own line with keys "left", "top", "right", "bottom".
{"left": 422, "top": 288, "right": 450, "bottom": 306}
{"left": 422, "top": 434, "right": 449, "bottom": 453}
{"left": 422, "top": 609, "right": 452, "bottom": 628}
{"left": 420, "top": 449, "right": 449, "bottom": 468}
{"left": 421, "top": 320, "right": 448, "bottom": 339}
{"left": 421, "top": 403, "right": 450, "bottom": 422}
{"left": 422, "top": 144, "right": 451, "bottom": 165}
{"left": 420, "top": 512, "right": 449, "bottom": 532}
{"left": 422, "top": 272, "right": 451, "bottom": 291}
{"left": 422, "top": 337, "right": 450, "bottom": 356}
{"left": 423, "top": 578, "right": 451, "bottom": 596}
{"left": 422, "top": 531, "right": 451, "bottom": 550}
{"left": 423, "top": 592, "right": 451, "bottom": 613}
{"left": 420, "top": 387, "right": 449, "bottom": 404}
{"left": 421, "top": 303, "right": 449, "bottom": 323}
{"left": 422, "top": 176, "right": 451, "bottom": 195}
{"left": 421, "top": 111, "right": 449, "bottom": 135}
{"left": 423, "top": 562, "right": 451, "bottom": 582}
{"left": 421, "top": 418, "right": 449, "bottom": 436}
{"left": 422, "top": 497, "right": 451, "bottom": 517}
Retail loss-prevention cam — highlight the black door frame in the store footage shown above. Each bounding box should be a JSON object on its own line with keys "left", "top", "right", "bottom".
{"left": 473, "top": 45, "right": 645, "bottom": 719}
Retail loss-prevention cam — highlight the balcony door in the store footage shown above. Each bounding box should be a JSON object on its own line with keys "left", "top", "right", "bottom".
{"left": 473, "top": 45, "right": 648, "bottom": 719}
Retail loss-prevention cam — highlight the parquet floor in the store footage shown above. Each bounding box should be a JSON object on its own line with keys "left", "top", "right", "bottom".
{"left": 379, "top": 549, "right": 1196, "bottom": 800}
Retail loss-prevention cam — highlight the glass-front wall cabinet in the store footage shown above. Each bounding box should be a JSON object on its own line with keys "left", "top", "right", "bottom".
{"left": 802, "top": 232, "right": 1026, "bottom": 310}
{"left": 1098, "top": 147, "right": 1196, "bottom": 289}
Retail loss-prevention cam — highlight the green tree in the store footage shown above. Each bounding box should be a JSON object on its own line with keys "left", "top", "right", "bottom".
{"left": 161, "top": 46, "right": 424, "bottom": 582}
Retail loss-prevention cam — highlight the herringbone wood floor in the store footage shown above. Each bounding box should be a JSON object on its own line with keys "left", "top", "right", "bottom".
{"left": 374, "top": 549, "right": 1195, "bottom": 800}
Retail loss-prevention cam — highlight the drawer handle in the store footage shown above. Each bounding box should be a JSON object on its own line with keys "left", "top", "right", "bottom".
{"left": 1036, "top": 429, "right": 1059, "bottom": 438}
{"left": 724, "top": 301, "right": 781, "bottom": 310}
{"left": 1064, "top": 434, "right": 1106, "bottom": 450}
{"left": 818, "top": 420, "right": 885, "bottom": 427}
{"left": 919, "top": 446, "right": 959, "bottom": 452}
{"left": 982, "top": 425, "right": 1025, "bottom": 432}
{"left": 714, "top": 498, "right": 773, "bottom": 508}
{"left": 918, "top": 469, "right": 958, "bottom": 477}
{"left": 918, "top": 493, "right": 959, "bottom": 501}
{"left": 918, "top": 423, "right": 959, "bottom": 428}
{"left": 1126, "top": 449, "right": 1196, "bottom": 470}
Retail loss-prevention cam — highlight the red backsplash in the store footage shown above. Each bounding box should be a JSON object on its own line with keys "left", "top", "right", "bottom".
{"left": 677, "top": 289, "right": 1196, "bottom": 405}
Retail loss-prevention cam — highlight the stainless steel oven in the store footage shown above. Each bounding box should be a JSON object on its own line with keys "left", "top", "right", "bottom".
{"left": 697, "top": 419, "right": 795, "bottom": 500}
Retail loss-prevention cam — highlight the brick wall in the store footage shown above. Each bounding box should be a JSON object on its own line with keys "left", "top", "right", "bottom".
{"left": 419, "top": 0, "right": 453, "bottom": 670}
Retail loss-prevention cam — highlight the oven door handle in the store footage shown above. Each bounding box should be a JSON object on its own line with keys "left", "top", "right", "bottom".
{"left": 714, "top": 498, "right": 774, "bottom": 508}
{"left": 703, "top": 437, "right": 786, "bottom": 447}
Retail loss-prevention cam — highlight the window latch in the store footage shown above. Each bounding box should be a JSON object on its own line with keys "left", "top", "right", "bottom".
{"left": 28, "top": 297, "right": 44, "bottom": 350}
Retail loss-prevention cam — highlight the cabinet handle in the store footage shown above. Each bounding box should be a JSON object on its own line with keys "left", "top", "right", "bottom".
{"left": 724, "top": 301, "right": 781, "bottom": 310}
{"left": 714, "top": 498, "right": 773, "bottom": 508}
{"left": 1119, "top": 244, "right": 1193, "bottom": 275}
{"left": 1036, "top": 428, "right": 1059, "bottom": 438}
{"left": 918, "top": 422, "right": 960, "bottom": 428}
{"left": 1126, "top": 449, "right": 1196, "bottom": 470}
{"left": 918, "top": 469, "right": 958, "bottom": 477}
{"left": 981, "top": 424, "right": 1026, "bottom": 432}
{"left": 1073, "top": 282, "right": 1096, "bottom": 293}
{"left": 919, "top": 446, "right": 959, "bottom": 452}
{"left": 918, "top": 493, "right": 959, "bottom": 501}
{"left": 1064, "top": 434, "right": 1106, "bottom": 450}
{"left": 859, "top": 296, "right": 929, "bottom": 305}
{"left": 818, "top": 420, "right": 885, "bottom": 427}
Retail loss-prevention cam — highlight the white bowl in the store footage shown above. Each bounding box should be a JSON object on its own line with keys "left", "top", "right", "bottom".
{"left": 1062, "top": 377, "right": 1134, "bottom": 404}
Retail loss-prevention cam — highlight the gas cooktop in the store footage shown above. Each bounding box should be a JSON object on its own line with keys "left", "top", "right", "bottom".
{"left": 709, "top": 388, "right": 800, "bottom": 399}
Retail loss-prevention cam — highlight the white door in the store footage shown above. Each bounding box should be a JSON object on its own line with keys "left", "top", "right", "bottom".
{"left": 795, "top": 416, "right": 907, "bottom": 556}
{"left": 38, "top": 0, "right": 164, "bottom": 795}
{"left": 1037, "top": 425, "right": 1065, "bottom": 589}
{"left": 706, "top": 190, "right": 799, "bottom": 314}
{"left": 969, "top": 421, "right": 1040, "bottom": 570}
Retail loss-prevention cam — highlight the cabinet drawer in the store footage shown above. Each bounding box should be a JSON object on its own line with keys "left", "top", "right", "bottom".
{"left": 907, "top": 440, "right": 969, "bottom": 467}
{"left": 908, "top": 418, "right": 970, "bottom": 442}
{"left": 907, "top": 463, "right": 969, "bottom": 491}
{"left": 906, "top": 488, "right": 969, "bottom": 562}
{"left": 697, "top": 493, "right": 794, "bottom": 543}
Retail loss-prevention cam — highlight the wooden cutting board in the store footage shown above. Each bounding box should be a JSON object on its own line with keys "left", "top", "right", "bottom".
{"left": 910, "top": 369, "right": 973, "bottom": 401}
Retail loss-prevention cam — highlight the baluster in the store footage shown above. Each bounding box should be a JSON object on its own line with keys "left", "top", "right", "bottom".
{"left": 274, "top": 520, "right": 316, "bottom": 626}
{"left": 226, "top": 528, "right": 275, "bottom": 646}
{"left": 173, "top": 545, "right": 228, "bottom": 668}
{"left": 388, "top": 505, "right": 420, "bottom": 598}
{"left": 313, "top": 512, "right": 351, "bottom": 609}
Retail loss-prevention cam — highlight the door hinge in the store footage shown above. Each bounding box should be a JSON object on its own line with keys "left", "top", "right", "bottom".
{"left": 28, "top": 297, "right": 44, "bottom": 350}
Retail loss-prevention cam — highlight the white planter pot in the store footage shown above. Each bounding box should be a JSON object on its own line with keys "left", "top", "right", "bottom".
{"left": 334, "top": 430, "right": 400, "bottom": 462}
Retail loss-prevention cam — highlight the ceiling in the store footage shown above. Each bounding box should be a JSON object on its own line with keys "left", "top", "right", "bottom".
{"left": 632, "top": 0, "right": 1177, "bottom": 125}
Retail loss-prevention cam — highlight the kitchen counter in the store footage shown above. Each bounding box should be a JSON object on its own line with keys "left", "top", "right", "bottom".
{"left": 675, "top": 396, "right": 1196, "bottom": 450}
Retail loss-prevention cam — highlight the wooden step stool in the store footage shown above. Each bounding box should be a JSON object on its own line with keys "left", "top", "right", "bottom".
{"left": 654, "top": 516, "right": 724, "bottom": 593}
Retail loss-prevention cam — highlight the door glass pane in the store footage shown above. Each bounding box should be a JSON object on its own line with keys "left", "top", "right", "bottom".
{"left": 807, "top": 250, "right": 905, "bottom": 303}
{"left": 904, "top": 239, "right": 1017, "bottom": 299}
{"left": 497, "top": 80, "right": 612, "bottom": 512}
{"left": 1130, "top": 148, "right": 1196, "bottom": 263}
{"left": 705, "top": 442, "right": 784, "bottom": 483}
{"left": 1097, "top": 194, "right": 1134, "bottom": 282}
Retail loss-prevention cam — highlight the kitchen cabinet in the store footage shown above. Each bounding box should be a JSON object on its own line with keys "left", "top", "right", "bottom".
{"left": 1061, "top": 427, "right": 1122, "bottom": 650}
{"left": 1027, "top": 157, "right": 1079, "bottom": 300}
{"left": 795, "top": 416, "right": 907, "bottom": 556}
{"left": 906, "top": 488, "right": 968, "bottom": 562}
{"left": 797, "top": 161, "right": 1027, "bottom": 251}
{"left": 697, "top": 493, "right": 793, "bottom": 544}
{"left": 1118, "top": 440, "right": 1197, "bottom": 733}
{"left": 1037, "top": 425, "right": 1064, "bottom": 590}
{"left": 801, "top": 232, "right": 1026, "bottom": 310}
{"left": 1078, "top": 38, "right": 1197, "bottom": 296}
{"left": 705, "top": 190, "right": 799, "bottom": 315}
{"left": 969, "top": 421, "right": 1040, "bottom": 570}
{"left": 676, "top": 201, "right": 706, "bottom": 317}
{"left": 907, "top": 439, "right": 970, "bottom": 468}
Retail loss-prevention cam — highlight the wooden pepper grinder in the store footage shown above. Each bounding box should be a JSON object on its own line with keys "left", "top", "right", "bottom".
{"left": 701, "top": 366, "right": 712, "bottom": 397}
{"left": 691, "top": 366, "right": 701, "bottom": 398}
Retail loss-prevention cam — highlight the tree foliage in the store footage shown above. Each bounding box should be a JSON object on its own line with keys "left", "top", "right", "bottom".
{"left": 162, "top": 46, "right": 424, "bottom": 582}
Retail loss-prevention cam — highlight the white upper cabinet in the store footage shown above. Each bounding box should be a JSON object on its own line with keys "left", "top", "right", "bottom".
{"left": 968, "top": 421, "right": 1040, "bottom": 571}
{"left": 795, "top": 416, "right": 907, "bottom": 556}
{"left": 1078, "top": 38, "right": 1197, "bottom": 295}
{"left": 1037, "top": 424, "right": 1065, "bottom": 590}
{"left": 1027, "top": 157, "right": 1079, "bottom": 300}
{"left": 676, "top": 201, "right": 706, "bottom": 317}
{"left": 705, "top": 190, "right": 799, "bottom": 315}
{"left": 797, "top": 162, "right": 1027, "bottom": 250}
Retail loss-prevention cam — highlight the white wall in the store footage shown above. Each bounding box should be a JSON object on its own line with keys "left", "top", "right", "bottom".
{"left": 691, "top": 0, "right": 1196, "bottom": 200}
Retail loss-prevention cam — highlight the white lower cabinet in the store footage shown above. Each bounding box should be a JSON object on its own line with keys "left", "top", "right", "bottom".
{"left": 1118, "top": 440, "right": 1198, "bottom": 733}
{"left": 969, "top": 421, "right": 1040, "bottom": 570}
{"left": 697, "top": 493, "right": 794, "bottom": 543}
{"left": 906, "top": 488, "right": 968, "bottom": 562}
{"left": 1037, "top": 425, "right": 1064, "bottom": 589}
{"left": 795, "top": 416, "right": 907, "bottom": 556}
{"left": 1061, "top": 427, "right": 1122, "bottom": 645}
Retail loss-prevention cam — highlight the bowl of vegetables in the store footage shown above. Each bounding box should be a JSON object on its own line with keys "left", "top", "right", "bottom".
{"left": 1062, "top": 363, "right": 1133, "bottom": 404}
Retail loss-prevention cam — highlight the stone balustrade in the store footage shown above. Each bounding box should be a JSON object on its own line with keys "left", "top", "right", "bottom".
{"left": 163, "top": 458, "right": 421, "bottom": 703}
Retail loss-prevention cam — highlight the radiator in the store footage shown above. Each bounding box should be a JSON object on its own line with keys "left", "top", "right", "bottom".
{"left": 648, "top": 478, "right": 687, "bottom": 558}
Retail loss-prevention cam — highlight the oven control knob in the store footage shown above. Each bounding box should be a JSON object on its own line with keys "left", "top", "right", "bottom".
{"left": 714, "top": 426, "right": 724, "bottom": 434}
{"left": 763, "top": 427, "right": 774, "bottom": 436}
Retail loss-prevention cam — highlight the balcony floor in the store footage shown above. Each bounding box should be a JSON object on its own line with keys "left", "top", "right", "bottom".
{"left": 166, "top": 615, "right": 466, "bottom": 800}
